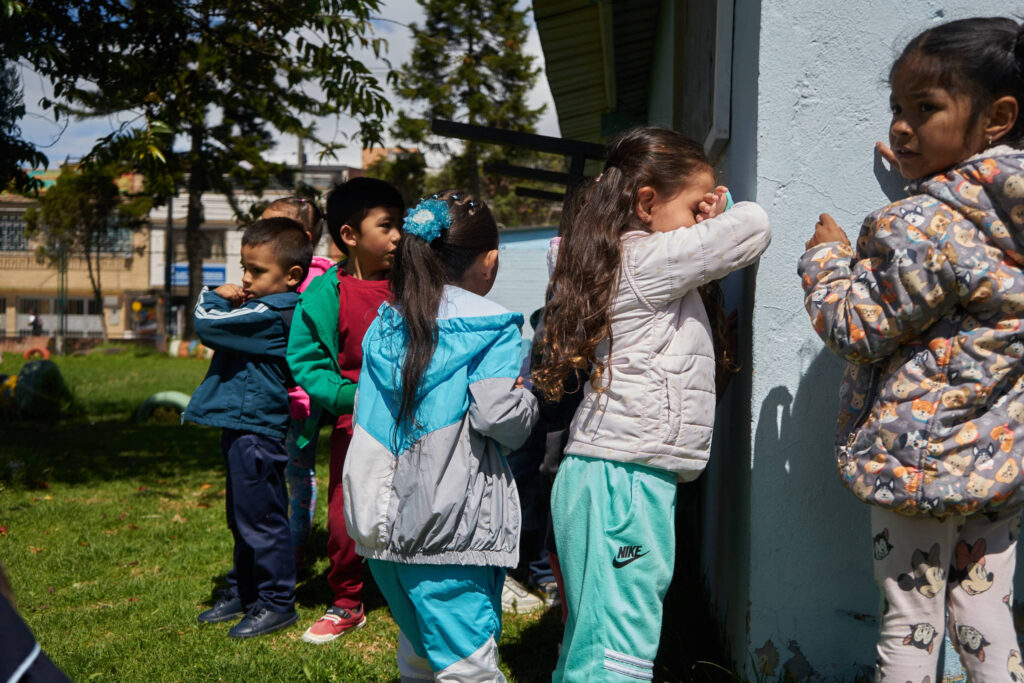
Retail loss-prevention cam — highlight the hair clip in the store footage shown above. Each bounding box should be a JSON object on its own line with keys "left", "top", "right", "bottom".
{"left": 594, "top": 173, "right": 604, "bottom": 184}
{"left": 405, "top": 198, "right": 451, "bottom": 243}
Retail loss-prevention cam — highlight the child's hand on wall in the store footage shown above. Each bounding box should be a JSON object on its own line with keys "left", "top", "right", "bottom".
{"left": 805, "top": 214, "right": 851, "bottom": 251}
{"left": 875, "top": 141, "right": 898, "bottom": 168}
{"left": 214, "top": 283, "right": 246, "bottom": 307}
{"left": 696, "top": 186, "right": 730, "bottom": 223}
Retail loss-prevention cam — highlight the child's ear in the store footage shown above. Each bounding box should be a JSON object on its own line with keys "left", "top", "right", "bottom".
{"left": 339, "top": 223, "right": 360, "bottom": 249}
{"left": 985, "top": 95, "right": 1019, "bottom": 145}
{"left": 286, "top": 264, "right": 304, "bottom": 288}
{"left": 635, "top": 186, "right": 656, "bottom": 224}
{"left": 481, "top": 249, "right": 499, "bottom": 280}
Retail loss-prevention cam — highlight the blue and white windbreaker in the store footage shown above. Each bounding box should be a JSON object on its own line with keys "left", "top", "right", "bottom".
{"left": 343, "top": 286, "right": 539, "bottom": 567}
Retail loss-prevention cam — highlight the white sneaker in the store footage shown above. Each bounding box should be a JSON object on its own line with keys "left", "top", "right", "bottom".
{"left": 538, "top": 580, "right": 561, "bottom": 608}
{"left": 501, "top": 575, "right": 544, "bottom": 614}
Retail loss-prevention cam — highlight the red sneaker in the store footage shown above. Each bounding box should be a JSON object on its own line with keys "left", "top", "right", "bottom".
{"left": 301, "top": 604, "right": 366, "bottom": 644}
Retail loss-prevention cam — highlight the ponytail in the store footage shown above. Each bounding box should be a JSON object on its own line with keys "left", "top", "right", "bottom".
{"left": 892, "top": 17, "right": 1024, "bottom": 146}
{"left": 390, "top": 191, "right": 498, "bottom": 430}
{"left": 263, "top": 196, "right": 326, "bottom": 246}
{"left": 533, "top": 126, "right": 710, "bottom": 402}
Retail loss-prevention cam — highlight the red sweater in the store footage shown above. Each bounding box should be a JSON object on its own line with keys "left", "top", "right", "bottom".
{"left": 335, "top": 269, "right": 390, "bottom": 431}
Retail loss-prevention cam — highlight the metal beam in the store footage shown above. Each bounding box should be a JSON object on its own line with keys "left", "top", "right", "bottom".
{"left": 515, "top": 187, "right": 565, "bottom": 203}
{"left": 431, "top": 119, "right": 605, "bottom": 160}
{"left": 482, "top": 162, "right": 570, "bottom": 186}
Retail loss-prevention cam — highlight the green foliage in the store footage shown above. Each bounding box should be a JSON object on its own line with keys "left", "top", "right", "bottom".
{"left": 0, "top": 62, "right": 47, "bottom": 193}
{"left": 2, "top": 0, "right": 394, "bottom": 335}
{"left": 363, "top": 147, "right": 428, "bottom": 208}
{"left": 23, "top": 165, "right": 151, "bottom": 340}
{"left": 393, "top": 0, "right": 544, "bottom": 145}
{"left": 392, "top": 0, "right": 551, "bottom": 219}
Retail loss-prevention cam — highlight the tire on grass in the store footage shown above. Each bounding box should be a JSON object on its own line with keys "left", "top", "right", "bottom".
{"left": 136, "top": 390, "right": 192, "bottom": 423}
{"left": 22, "top": 347, "right": 50, "bottom": 360}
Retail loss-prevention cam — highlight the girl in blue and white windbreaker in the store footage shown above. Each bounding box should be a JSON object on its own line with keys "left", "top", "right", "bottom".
{"left": 342, "top": 190, "right": 538, "bottom": 681}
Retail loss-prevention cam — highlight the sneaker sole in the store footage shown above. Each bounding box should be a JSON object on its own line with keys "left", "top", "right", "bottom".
{"left": 228, "top": 612, "right": 299, "bottom": 639}
{"left": 198, "top": 611, "right": 245, "bottom": 624}
{"left": 301, "top": 616, "right": 367, "bottom": 644}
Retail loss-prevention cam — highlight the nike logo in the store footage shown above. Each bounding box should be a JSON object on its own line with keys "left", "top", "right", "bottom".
{"left": 612, "top": 545, "right": 649, "bottom": 568}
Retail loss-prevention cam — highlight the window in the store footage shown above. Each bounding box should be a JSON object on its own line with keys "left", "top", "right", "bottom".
{"left": 97, "top": 225, "right": 133, "bottom": 255}
{"left": 18, "top": 298, "right": 49, "bottom": 314}
{"left": 87, "top": 299, "right": 103, "bottom": 315}
{"left": 0, "top": 213, "right": 29, "bottom": 251}
{"left": 173, "top": 229, "right": 225, "bottom": 261}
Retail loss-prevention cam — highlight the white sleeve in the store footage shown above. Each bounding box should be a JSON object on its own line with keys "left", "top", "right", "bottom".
{"left": 624, "top": 202, "right": 771, "bottom": 306}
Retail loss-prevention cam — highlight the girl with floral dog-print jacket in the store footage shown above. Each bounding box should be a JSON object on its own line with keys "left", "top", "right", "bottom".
{"left": 800, "top": 148, "right": 1024, "bottom": 519}
{"left": 800, "top": 145, "right": 1024, "bottom": 679}
{"left": 800, "top": 16, "right": 1024, "bottom": 680}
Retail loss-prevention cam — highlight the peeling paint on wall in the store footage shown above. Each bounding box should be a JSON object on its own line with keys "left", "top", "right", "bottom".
{"left": 755, "top": 639, "right": 778, "bottom": 676}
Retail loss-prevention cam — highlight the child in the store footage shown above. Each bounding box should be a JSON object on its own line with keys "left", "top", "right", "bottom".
{"left": 260, "top": 196, "right": 333, "bottom": 573}
{"left": 186, "top": 217, "right": 312, "bottom": 638}
{"left": 286, "top": 177, "right": 403, "bottom": 643}
{"left": 532, "top": 126, "right": 771, "bottom": 681}
{"left": 342, "top": 191, "right": 538, "bottom": 680}
{"left": 798, "top": 17, "right": 1024, "bottom": 680}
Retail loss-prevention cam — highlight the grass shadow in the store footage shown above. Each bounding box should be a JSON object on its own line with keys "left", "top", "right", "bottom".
{"left": 1, "top": 421, "right": 222, "bottom": 489}
{"left": 499, "top": 607, "right": 562, "bottom": 681}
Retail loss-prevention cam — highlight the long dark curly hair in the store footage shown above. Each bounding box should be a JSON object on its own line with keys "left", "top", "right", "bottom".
{"left": 532, "top": 126, "right": 733, "bottom": 402}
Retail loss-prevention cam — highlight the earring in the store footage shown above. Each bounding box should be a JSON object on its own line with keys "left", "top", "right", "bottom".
{"left": 988, "top": 135, "right": 994, "bottom": 146}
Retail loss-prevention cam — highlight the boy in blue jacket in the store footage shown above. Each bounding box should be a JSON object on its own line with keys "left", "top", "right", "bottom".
{"left": 185, "top": 217, "right": 312, "bottom": 638}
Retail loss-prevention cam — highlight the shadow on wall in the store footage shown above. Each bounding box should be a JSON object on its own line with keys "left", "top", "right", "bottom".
{"left": 748, "top": 348, "right": 878, "bottom": 681}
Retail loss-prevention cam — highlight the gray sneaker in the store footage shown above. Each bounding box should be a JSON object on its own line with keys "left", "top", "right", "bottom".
{"left": 501, "top": 575, "right": 544, "bottom": 614}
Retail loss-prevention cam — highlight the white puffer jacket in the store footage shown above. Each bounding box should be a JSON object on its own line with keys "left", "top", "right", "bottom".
{"left": 564, "top": 202, "right": 771, "bottom": 480}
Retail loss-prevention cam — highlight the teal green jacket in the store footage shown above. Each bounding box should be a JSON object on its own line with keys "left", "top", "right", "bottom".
{"left": 286, "top": 264, "right": 357, "bottom": 445}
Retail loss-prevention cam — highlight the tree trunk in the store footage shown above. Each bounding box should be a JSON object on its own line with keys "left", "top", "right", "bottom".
{"left": 83, "top": 229, "right": 109, "bottom": 342}
{"left": 184, "top": 123, "right": 206, "bottom": 339}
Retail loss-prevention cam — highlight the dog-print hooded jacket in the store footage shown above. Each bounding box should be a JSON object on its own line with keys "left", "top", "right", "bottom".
{"left": 798, "top": 147, "right": 1024, "bottom": 518}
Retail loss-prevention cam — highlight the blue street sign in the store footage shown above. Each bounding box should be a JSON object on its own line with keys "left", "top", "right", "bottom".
{"left": 172, "top": 263, "right": 227, "bottom": 287}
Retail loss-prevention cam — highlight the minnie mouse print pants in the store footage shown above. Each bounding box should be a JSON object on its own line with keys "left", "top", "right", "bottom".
{"left": 870, "top": 505, "right": 1023, "bottom": 682}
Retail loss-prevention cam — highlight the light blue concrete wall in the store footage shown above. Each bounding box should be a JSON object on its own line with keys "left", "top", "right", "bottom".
{"left": 733, "top": 1, "right": 1013, "bottom": 679}
{"left": 486, "top": 227, "right": 556, "bottom": 343}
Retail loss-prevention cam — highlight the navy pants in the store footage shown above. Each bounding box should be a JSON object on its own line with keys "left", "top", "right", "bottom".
{"left": 221, "top": 429, "right": 295, "bottom": 612}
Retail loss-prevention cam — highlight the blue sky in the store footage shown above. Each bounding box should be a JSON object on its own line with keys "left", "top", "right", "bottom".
{"left": 15, "top": 0, "right": 559, "bottom": 169}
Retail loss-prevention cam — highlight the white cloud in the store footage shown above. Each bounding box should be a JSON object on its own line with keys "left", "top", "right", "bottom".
{"left": 15, "top": 0, "right": 558, "bottom": 169}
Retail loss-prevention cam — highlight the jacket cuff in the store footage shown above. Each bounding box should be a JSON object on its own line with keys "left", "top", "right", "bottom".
{"left": 335, "top": 382, "right": 357, "bottom": 415}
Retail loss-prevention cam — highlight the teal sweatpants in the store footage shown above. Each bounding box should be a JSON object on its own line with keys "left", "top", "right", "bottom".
{"left": 368, "top": 560, "right": 506, "bottom": 682}
{"left": 551, "top": 455, "right": 677, "bottom": 682}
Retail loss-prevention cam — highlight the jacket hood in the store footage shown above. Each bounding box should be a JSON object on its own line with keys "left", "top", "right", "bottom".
{"left": 916, "top": 147, "right": 1024, "bottom": 266}
{"left": 361, "top": 286, "right": 523, "bottom": 450}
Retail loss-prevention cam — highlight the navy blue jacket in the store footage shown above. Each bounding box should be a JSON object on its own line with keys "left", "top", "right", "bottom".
{"left": 183, "top": 288, "right": 298, "bottom": 438}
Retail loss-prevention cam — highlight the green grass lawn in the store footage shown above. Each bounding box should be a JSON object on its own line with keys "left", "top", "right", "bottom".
{"left": 0, "top": 348, "right": 561, "bottom": 682}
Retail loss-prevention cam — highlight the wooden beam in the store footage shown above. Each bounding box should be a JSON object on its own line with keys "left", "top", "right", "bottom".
{"left": 482, "top": 162, "right": 570, "bottom": 186}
